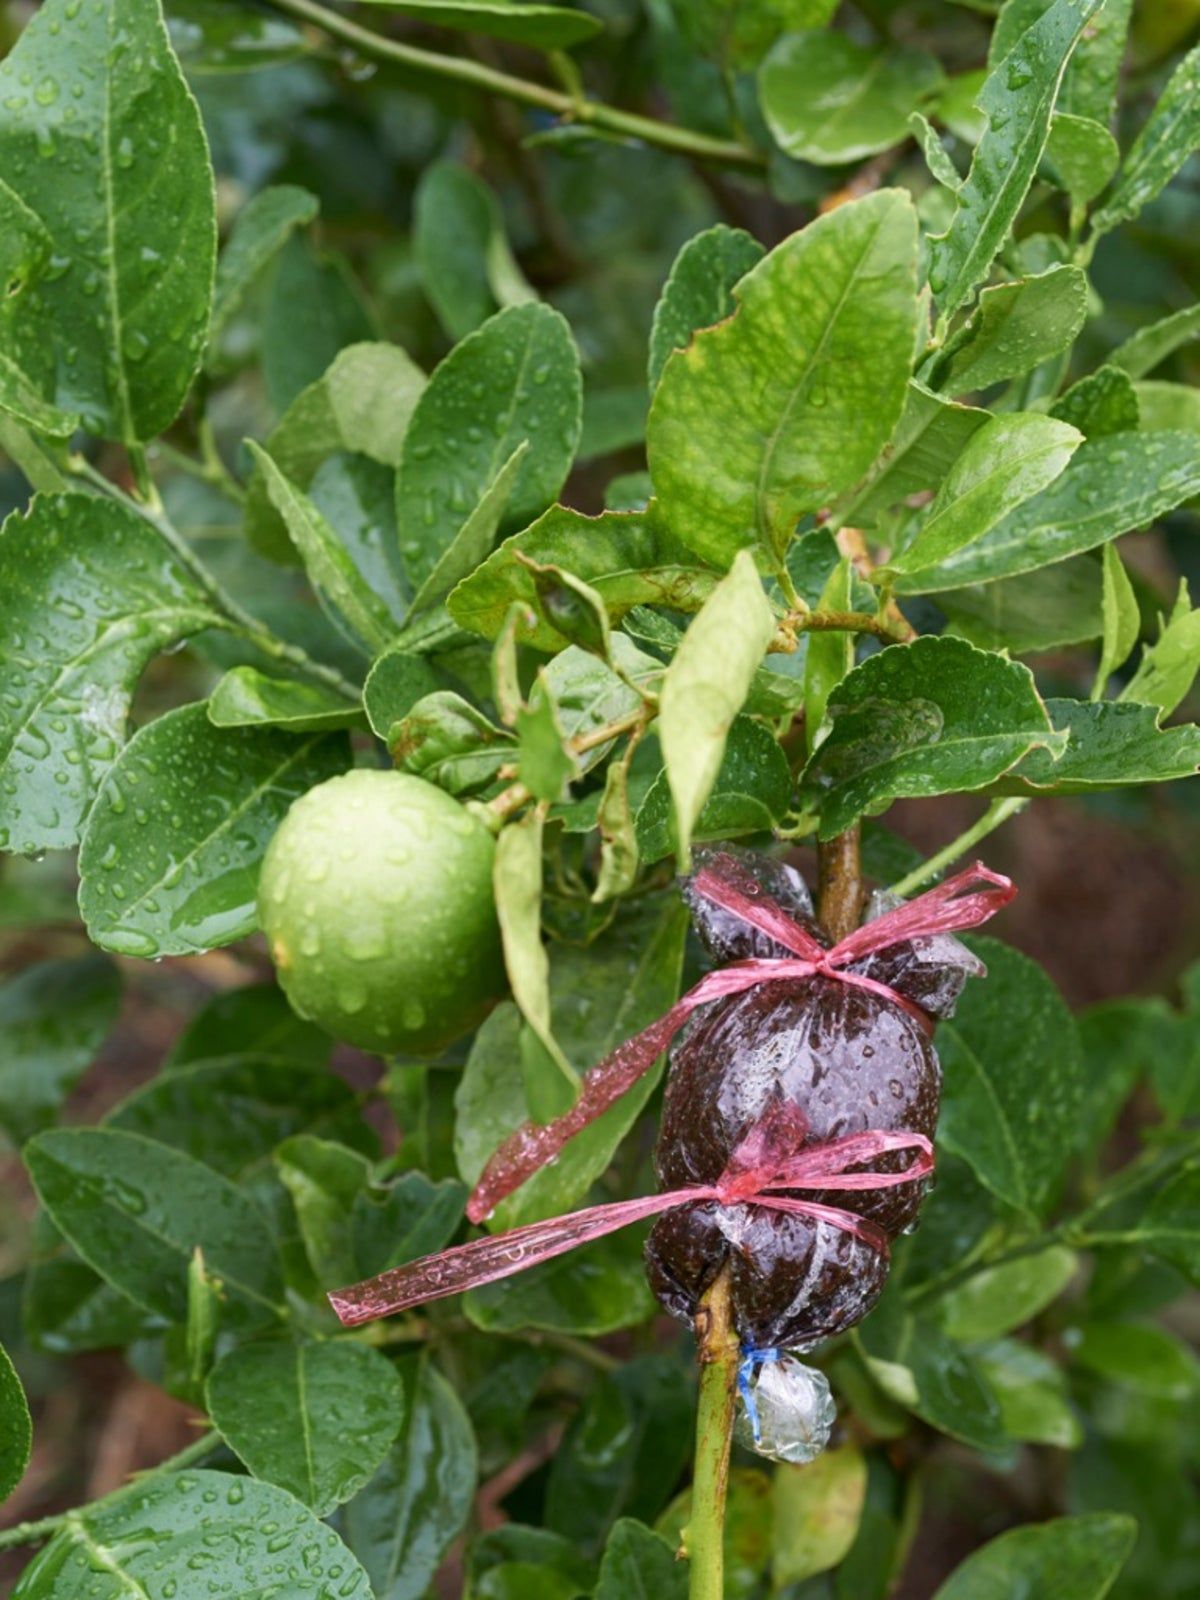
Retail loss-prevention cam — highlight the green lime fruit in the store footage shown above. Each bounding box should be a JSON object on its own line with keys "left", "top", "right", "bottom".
{"left": 258, "top": 769, "right": 505, "bottom": 1055}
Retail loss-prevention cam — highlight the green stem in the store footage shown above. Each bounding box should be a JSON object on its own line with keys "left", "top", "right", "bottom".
{"left": 888, "top": 797, "right": 1027, "bottom": 899}
{"left": 0, "top": 1431, "right": 222, "bottom": 1553}
{"left": 262, "top": 0, "right": 765, "bottom": 170}
{"left": 685, "top": 1270, "right": 738, "bottom": 1600}
{"left": 68, "top": 456, "right": 362, "bottom": 703}
{"left": 779, "top": 609, "right": 909, "bottom": 648}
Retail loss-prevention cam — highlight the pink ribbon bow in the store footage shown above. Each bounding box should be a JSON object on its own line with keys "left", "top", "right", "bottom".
{"left": 327, "top": 859, "right": 1013, "bottom": 1330}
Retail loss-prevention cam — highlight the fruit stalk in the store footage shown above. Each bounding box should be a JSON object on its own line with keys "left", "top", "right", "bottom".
{"left": 685, "top": 1267, "right": 739, "bottom": 1600}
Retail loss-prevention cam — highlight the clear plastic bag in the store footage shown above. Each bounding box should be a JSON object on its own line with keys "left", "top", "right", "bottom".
{"left": 734, "top": 1349, "right": 836, "bottom": 1465}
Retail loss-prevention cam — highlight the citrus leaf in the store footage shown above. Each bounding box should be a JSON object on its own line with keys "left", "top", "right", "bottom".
{"left": 0, "top": 493, "right": 228, "bottom": 854}
{"left": 930, "top": 1513, "right": 1135, "bottom": 1600}
{"left": 928, "top": 0, "right": 1104, "bottom": 319}
{"left": 937, "top": 936, "right": 1082, "bottom": 1217}
{"left": 413, "top": 162, "right": 534, "bottom": 341}
{"left": 1121, "top": 582, "right": 1200, "bottom": 713}
{"left": 78, "top": 702, "right": 349, "bottom": 958}
{"left": 0, "top": 1342, "right": 31, "bottom": 1504}
{"left": 896, "top": 431, "right": 1200, "bottom": 591}
{"left": 771, "top": 1444, "right": 867, "bottom": 1586}
{"left": 636, "top": 717, "right": 791, "bottom": 864}
{"left": 857, "top": 1302, "right": 1007, "bottom": 1450}
{"left": 658, "top": 549, "right": 775, "bottom": 868}
{"left": 939, "top": 556, "right": 1103, "bottom": 654}
{"left": 930, "top": 266, "right": 1089, "bottom": 394}
{"left": 0, "top": 0, "right": 216, "bottom": 440}
{"left": 363, "top": 648, "right": 441, "bottom": 741}
{"left": 1043, "top": 111, "right": 1119, "bottom": 201}
{"left": 448, "top": 502, "right": 716, "bottom": 651}
{"left": 1109, "top": 302, "right": 1200, "bottom": 379}
{"left": 1050, "top": 365, "right": 1140, "bottom": 437}
{"left": 759, "top": 32, "right": 942, "bottom": 165}
{"left": 248, "top": 441, "right": 399, "bottom": 654}
{"left": 343, "top": 1355, "right": 477, "bottom": 1600}
{"left": 940, "top": 1246, "right": 1078, "bottom": 1341}
{"left": 1092, "top": 543, "right": 1140, "bottom": 696}
{"left": 208, "top": 667, "right": 365, "bottom": 732}
{"left": 207, "top": 1339, "right": 405, "bottom": 1515}
{"left": 595, "top": 1519, "right": 688, "bottom": 1600}
{"left": 647, "top": 191, "right": 919, "bottom": 569}
{"left": 836, "top": 380, "right": 990, "bottom": 528}
{"left": 245, "top": 342, "right": 426, "bottom": 565}
{"left": 884, "top": 413, "right": 1080, "bottom": 580}
{"left": 11, "top": 1470, "right": 373, "bottom": 1600}
{"left": 408, "top": 441, "right": 528, "bottom": 617}
{"left": 674, "top": 0, "right": 839, "bottom": 67}
{"left": 1000, "top": 698, "right": 1200, "bottom": 793}
{"left": 25, "top": 1127, "right": 285, "bottom": 1328}
{"left": 0, "top": 955, "right": 120, "bottom": 1144}
{"left": 397, "top": 303, "right": 582, "bottom": 592}
{"left": 1092, "top": 45, "right": 1200, "bottom": 234}
{"left": 494, "top": 810, "right": 574, "bottom": 1084}
{"left": 648, "top": 225, "right": 764, "bottom": 391}
{"left": 209, "top": 184, "right": 318, "bottom": 355}
{"left": 800, "top": 636, "right": 1064, "bottom": 839}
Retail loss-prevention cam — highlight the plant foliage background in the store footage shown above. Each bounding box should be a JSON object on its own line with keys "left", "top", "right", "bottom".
{"left": 0, "top": 0, "right": 1199, "bottom": 1594}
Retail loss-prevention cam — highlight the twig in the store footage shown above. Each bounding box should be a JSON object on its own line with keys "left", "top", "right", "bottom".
{"left": 818, "top": 825, "right": 864, "bottom": 940}
{"left": 262, "top": 0, "right": 765, "bottom": 170}
{"left": 684, "top": 1268, "right": 739, "bottom": 1600}
{"left": 888, "top": 798, "right": 1027, "bottom": 900}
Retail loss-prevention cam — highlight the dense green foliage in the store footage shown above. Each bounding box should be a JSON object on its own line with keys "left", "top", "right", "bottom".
{"left": 0, "top": 0, "right": 1199, "bottom": 1594}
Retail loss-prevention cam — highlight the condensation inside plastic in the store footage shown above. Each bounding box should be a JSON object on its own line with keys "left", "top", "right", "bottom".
{"left": 734, "top": 1352, "right": 836, "bottom": 1466}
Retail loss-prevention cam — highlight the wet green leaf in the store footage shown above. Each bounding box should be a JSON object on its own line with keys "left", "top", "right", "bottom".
{"left": 659, "top": 550, "right": 775, "bottom": 867}
{"left": 0, "top": 493, "right": 228, "bottom": 854}
{"left": 262, "top": 237, "right": 376, "bottom": 415}
{"left": 0, "top": 0, "right": 216, "bottom": 440}
{"left": 837, "top": 381, "right": 990, "bottom": 527}
{"left": 760, "top": 33, "right": 942, "bottom": 164}
{"left": 0, "top": 955, "right": 120, "bottom": 1144}
{"left": 397, "top": 303, "right": 582, "bottom": 592}
{"left": 355, "top": 0, "right": 601, "bottom": 47}
{"left": 208, "top": 666, "right": 364, "bottom": 731}
{"left": 0, "top": 1341, "right": 30, "bottom": 1503}
{"left": 1051, "top": 366, "right": 1140, "bottom": 438}
{"left": 1073, "top": 1320, "right": 1200, "bottom": 1398}
{"left": 941, "top": 1246, "right": 1078, "bottom": 1341}
{"left": 928, "top": 0, "right": 1104, "bottom": 318}
{"left": 930, "top": 1512, "right": 1135, "bottom": 1599}
{"left": 343, "top": 1355, "right": 477, "bottom": 1600}
{"left": 657, "top": 1469, "right": 773, "bottom": 1600}
{"left": 249, "top": 441, "right": 398, "bottom": 654}
{"left": 78, "top": 702, "right": 349, "bottom": 957}
{"left": 1133, "top": 380, "right": 1200, "bottom": 433}
{"left": 773, "top": 1444, "right": 868, "bottom": 1586}
{"left": 166, "top": 982, "right": 330, "bottom": 1070}
{"left": 389, "top": 691, "right": 513, "bottom": 794}
{"left": 857, "top": 1301, "right": 1007, "bottom": 1449}
{"left": 207, "top": 1338, "right": 404, "bottom": 1515}
{"left": 209, "top": 184, "right": 318, "bottom": 356}
{"left": 516, "top": 675, "right": 578, "bottom": 803}
{"left": 897, "top": 432, "right": 1200, "bottom": 591}
{"left": 648, "top": 192, "right": 919, "bottom": 568}
{"left": 1002, "top": 698, "right": 1200, "bottom": 792}
{"left": 595, "top": 1519, "right": 688, "bottom": 1600}
{"left": 1107, "top": 1162, "right": 1200, "bottom": 1283}
{"left": 1044, "top": 112, "right": 1120, "bottom": 201}
{"left": 1092, "top": 544, "right": 1140, "bottom": 696}
{"left": 931, "top": 267, "right": 1089, "bottom": 394}
{"left": 801, "top": 636, "right": 1064, "bottom": 838}
{"left": 414, "top": 162, "right": 534, "bottom": 341}
{"left": 884, "top": 413, "right": 1080, "bottom": 580}
{"left": 636, "top": 717, "right": 791, "bottom": 862}
{"left": 274, "top": 1134, "right": 369, "bottom": 1289}
{"left": 939, "top": 556, "right": 1103, "bottom": 654}
{"left": 408, "top": 442, "right": 528, "bottom": 618}
{"left": 674, "top": 0, "right": 838, "bottom": 66}
{"left": 494, "top": 810, "right": 572, "bottom": 1082}
{"left": 1109, "top": 302, "right": 1200, "bottom": 378}
{"left": 546, "top": 1355, "right": 690, "bottom": 1548}
{"left": 245, "top": 342, "right": 425, "bottom": 565}
{"left": 167, "top": 0, "right": 307, "bottom": 72}
{"left": 25, "top": 1127, "right": 285, "bottom": 1328}
{"left": 448, "top": 502, "right": 716, "bottom": 651}
{"left": 1092, "top": 45, "right": 1200, "bottom": 233}
{"left": 351, "top": 1172, "right": 465, "bottom": 1279}
{"left": 106, "top": 1056, "right": 369, "bottom": 1177}
{"left": 937, "top": 936, "right": 1082, "bottom": 1217}
{"left": 648, "top": 225, "right": 764, "bottom": 391}
{"left": 363, "top": 648, "right": 440, "bottom": 741}
{"left": 976, "top": 1338, "right": 1082, "bottom": 1447}
{"left": 12, "top": 1470, "right": 372, "bottom": 1599}
{"left": 1120, "top": 583, "right": 1200, "bottom": 714}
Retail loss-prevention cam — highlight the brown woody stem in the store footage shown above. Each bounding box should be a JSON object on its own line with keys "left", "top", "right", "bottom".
{"left": 818, "top": 825, "right": 864, "bottom": 940}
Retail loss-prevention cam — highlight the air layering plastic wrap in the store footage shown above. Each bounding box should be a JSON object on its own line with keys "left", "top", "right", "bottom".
{"left": 329, "top": 849, "right": 1015, "bottom": 1355}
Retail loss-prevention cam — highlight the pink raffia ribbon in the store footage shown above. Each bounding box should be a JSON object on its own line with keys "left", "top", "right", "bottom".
{"left": 328, "top": 1102, "right": 934, "bottom": 1327}
{"left": 463, "top": 860, "right": 1015, "bottom": 1224}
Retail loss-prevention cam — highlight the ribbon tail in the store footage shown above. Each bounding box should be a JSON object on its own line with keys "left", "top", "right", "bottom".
{"left": 465, "top": 966, "right": 777, "bottom": 1225}
{"left": 330, "top": 1187, "right": 709, "bottom": 1327}
{"left": 752, "top": 1195, "right": 891, "bottom": 1254}
{"left": 825, "top": 862, "right": 1016, "bottom": 967}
